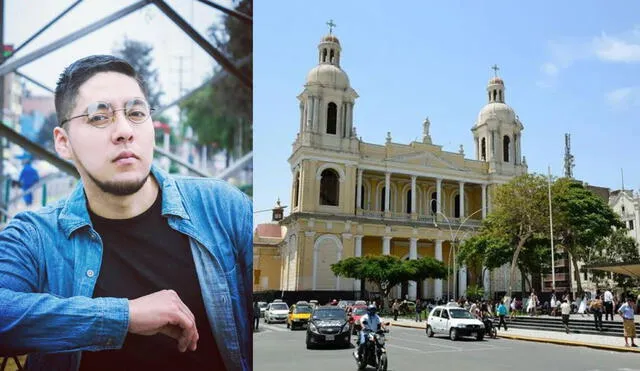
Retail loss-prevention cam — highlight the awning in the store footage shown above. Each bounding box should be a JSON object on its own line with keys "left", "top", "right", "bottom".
{"left": 583, "top": 261, "right": 640, "bottom": 278}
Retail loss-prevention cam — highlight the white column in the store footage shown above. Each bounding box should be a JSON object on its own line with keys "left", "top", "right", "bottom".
{"left": 385, "top": 172, "right": 391, "bottom": 214}
{"left": 348, "top": 102, "right": 354, "bottom": 132}
{"left": 313, "top": 96, "right": 319, "bottom": 131}
{"left": 436, "top": 178, "right": 442, "bottom": 217}
{"left": 483, "top": 266, "right": 491, "bottom": 298}
{"left": 409, "top": 237, "right": 418, "bottom": 300}
{"left": 354, "top": 235, "right": 363, "bottom": 290}
{"left": 382, "top": 236, "right": 391, "bottom": 255}
{"left": 481, "top": 184, "right": 487, "bottom": 219}
{"left": 434, "top": 239, "right": 443, "bottom": 300}
{"left": 306, "top": 98, "right": 313, "bottom": 128}
{"left": 312, "top": 246, "right": 318, "bottom": 290}
{"left": 356, "top": 169, "right": 363, "bottom": 210}
{"left": 459, "top": 265, "right": 467, "bottom": 297}
{"left": 487, "top": 184, "right": 492, "bottom": 213}
{"left": 410, "top": 175, "right": 417, "bottom": 215}
{"left": 459, "top": 181, "right": 465, "bottom": 218}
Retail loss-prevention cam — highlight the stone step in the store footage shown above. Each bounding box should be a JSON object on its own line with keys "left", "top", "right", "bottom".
{"left": 491, "top": 317, "right": 629, "bottom": 337}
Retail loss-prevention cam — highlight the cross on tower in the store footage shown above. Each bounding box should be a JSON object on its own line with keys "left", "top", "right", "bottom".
{"left": 491, "top": 64, "right": 500, "bottom": 77}
{"left": 327, "top": 19, "right": 336, "bottom": 34}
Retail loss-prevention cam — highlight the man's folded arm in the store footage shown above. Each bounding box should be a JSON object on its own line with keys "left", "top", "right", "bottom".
{"left": 0, "top": 217, "right": 129, "bottom": 354}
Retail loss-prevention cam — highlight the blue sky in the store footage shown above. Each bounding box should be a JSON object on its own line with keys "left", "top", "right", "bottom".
{"left": 254, "top": 0, "right": 640, "bottom": 225}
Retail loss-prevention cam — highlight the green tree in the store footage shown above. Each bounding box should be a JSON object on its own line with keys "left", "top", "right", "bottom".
{"left": 485, "top": 174, "right": 550, "bottom": 297}
{"left": 552, "top": 178, "right": 623, "bottom": 294}
{"left": 181, "top": 0, "right": 252, "bottom": 164}
{"left": 331, "top": 255, "right": 447, "bottom": 310}
{"left": 590, "top": 229, "right": 640, "bottom": 290}
{"left": 114, "top": 38, "right": 164, "bottom": 109}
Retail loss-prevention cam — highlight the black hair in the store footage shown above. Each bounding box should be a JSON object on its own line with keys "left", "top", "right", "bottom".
{"left": 54, "top": 55, "right": 147, "bottom": 126}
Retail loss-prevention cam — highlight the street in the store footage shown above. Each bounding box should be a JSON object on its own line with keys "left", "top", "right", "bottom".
{"left": 254, "top": 322, "right": 640, "bottom": 370}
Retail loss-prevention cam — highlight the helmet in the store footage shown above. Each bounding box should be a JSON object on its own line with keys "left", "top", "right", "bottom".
{"left": 367, "top": 304, "right": 377, "bottom": 314}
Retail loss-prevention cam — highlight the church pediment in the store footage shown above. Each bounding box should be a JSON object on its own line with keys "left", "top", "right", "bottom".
{"left": 386, "top": 150, "right": 464, "bottom": 171}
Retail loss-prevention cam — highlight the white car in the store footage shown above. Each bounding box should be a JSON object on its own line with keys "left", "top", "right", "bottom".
{"left": 264, "top": 302, "right": 289, "bottom": 324}
{"left": 426, "top": 305, "right": 485, "bottom": 341}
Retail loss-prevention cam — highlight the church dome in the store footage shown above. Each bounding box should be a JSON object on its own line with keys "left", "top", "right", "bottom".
{"left": 321, "top": 34, "right": 340, "bottom": 45}
{"left": 477, "top": 102, "right": 515, "bottom": 124}
{"left": 305, "top": 64, "right": 350, "bottom": 89}
{"left": 488, "top": 76, "right": 504, "bottom": 85}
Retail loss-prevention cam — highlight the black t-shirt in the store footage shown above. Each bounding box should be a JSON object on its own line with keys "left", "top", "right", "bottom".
{"left": 79, "top": 192, "right": 225, "bottom": 371}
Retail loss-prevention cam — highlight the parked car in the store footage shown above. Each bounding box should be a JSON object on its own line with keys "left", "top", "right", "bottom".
{"left": 264, "top": 302, "right": 289, "bottom": 324}
{"left": 287, "top": 304, "right": 313, "bottom": 330}
{"left": 426, "top": 305, "right": 485, "bottom": 341}
{"left": 306, "top": 307, "right": 352, "bottom": 349}
{"left": 257, "top": 301, "right": 268, "bottom": 318}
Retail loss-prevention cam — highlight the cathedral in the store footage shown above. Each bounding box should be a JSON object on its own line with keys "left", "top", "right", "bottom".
{"left": 272, "top": 28, "right": 527, "bottom": 300}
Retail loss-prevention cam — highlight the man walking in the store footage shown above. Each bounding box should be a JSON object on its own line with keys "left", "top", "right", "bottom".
{"left": 590, "top": 295, "right": 603, "bottom": 331}
{"left": 415, "top": 299, "right": 422, "bottom": 322}
{"left": 561, "top": 299, "right": 572, "bottom": 334}
{"left": 618, "top": 297, "right": 637, "bottom": 347}
{"left": 253, "top": 301, "right": 261, "bottom": 331}
{"left": 392, "top": 299, "right": 400, "bottom": 321}
{"left": 604, "top": 287, "right": 615, "bottom": 321}
{"left": 496, "top": 301, "right": 508, "bottom": 331}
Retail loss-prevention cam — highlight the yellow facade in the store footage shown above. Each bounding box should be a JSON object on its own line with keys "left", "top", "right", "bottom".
{"left": 253, "top": 225, "right": 284, "bottom": 292}
{"left": 277, "top": 31, "right": 527, "bottom": 300}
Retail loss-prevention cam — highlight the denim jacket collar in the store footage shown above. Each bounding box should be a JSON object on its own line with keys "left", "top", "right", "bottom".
{"left": 58, "top": 165, "right": 189, "bottom": 239}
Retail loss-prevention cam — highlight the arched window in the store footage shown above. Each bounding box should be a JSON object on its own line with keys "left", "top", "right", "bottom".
{"left": 503, "top": 135, "right": 511, "bottom": 162}
{"left": 454, "top": 195, "right": 460, "bottom": 218}
{"left": 326, "top": 103, "right": 337, "bottom": 134}
{"left": 499, "top": 90, "right": 503, "bottom": 102}
{"left": 431, "top": 192, "right": 437, "bottom": 214}
{"left": 380, "top": 187, "right": 386, "bottom": 211}
{"left": 493, "top": 90, "right": 496, "bottom": 101}
{"left": 361, "top": 185, "right": 365, "bottom": 209}
{"left": 293, "top": 173, "right": 300, "bottom": 207}
{"left": 481, "top": 138, "right": 486, "bottom": 161}
{"left": 406, "top": 190, "right": 412, "bottom": 214}
{"left": 330, "top": 49, "right": 335, "bottom": 63}
{"left": 322, "top": 48, "right": 327, "bottom": 62}
{"left": 319, "top": 169, "right": 339, "bottom": 206}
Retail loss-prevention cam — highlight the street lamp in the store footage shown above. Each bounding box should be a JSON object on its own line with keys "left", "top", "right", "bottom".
{"left": 429, "top": 199, "right": 483, "bottom": 300}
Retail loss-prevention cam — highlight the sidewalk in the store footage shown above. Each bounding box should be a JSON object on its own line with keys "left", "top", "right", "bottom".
{"left": 381, "top": 316, "right": 640, "bottom": 353}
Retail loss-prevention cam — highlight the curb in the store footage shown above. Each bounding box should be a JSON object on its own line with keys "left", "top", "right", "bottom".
{"left": 385, "top": 321, "right": 640, "bottom": 353}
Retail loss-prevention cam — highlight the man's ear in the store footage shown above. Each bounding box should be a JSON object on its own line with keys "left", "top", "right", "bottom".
{"left": 53, "top": 126, "right": 73, "bottom": 160}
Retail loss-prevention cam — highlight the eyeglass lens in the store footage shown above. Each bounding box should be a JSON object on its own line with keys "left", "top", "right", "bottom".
{"left": 86, "top": 99, "right": 150, "bottom": 127}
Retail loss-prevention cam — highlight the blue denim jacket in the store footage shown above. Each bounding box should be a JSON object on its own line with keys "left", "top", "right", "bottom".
{"left": 0, "top": 165, "right": 253, "bottom": 370}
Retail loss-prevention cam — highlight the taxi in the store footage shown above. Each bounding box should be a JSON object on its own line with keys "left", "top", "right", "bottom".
{"left": 287, "top": 303, "right": 313, "bottom": 330}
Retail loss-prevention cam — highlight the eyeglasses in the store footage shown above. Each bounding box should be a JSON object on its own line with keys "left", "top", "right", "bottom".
{"left": 60, "top": 98, "right": 154, "bottom": 128}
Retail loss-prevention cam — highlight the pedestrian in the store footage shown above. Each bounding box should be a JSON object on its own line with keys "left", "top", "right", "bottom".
{"left": 578, "top": 293, "right": 588, "bottom": 317}
{"left": 590, "top": 294, "right": 603, "bottom": 331}
{"left": 509, "top": 297, "right": 517, "bottom": 320}
{"left": 497, "top": 300, "right": 508, "bottom": 331}
{"left": 18, "top": 158, "right": 39, "bottom": 206}
{"left": 392, "top": 299, "right": 400, "bottom": 321}
{"left": 0, "top": 56, "right": 253, "bottom": 370}
{"left": 254, "top": 301, "right": 261, "bottom": 331}
{"left": 561, "top": 299, "right": 571, "bottom": 333}
{"left": 527, "top": 290, "right": 538, "bottom": 316}
{"left": 618, "top": 297, "right": 638, "bottom": 347}
{"left": 604, "top": 287, "right": 614, "bottom": 321}
{"left": 415, "top": 298, "right": 422, "bottom": 322}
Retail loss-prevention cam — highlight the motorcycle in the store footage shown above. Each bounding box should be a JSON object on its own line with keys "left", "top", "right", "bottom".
{"left": 353, "top": 324, "right": 388, "bottom": 371}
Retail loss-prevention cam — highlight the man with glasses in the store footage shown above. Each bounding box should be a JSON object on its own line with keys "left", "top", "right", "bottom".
{"left": 0, "top": 55, "right": 252, "bottom": 371}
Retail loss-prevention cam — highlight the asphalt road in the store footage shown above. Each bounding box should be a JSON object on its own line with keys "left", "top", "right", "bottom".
{"left": 254, "top": 322, "right": 640, "bottom": 371}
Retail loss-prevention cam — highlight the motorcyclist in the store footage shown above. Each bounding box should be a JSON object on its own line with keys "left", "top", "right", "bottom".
{"left": 357, "top": 304, "right": 384, "bottom": 362}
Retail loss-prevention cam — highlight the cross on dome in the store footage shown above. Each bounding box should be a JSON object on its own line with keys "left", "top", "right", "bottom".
{"left": 327, "top": 19, "right": 336, "bottom": 34}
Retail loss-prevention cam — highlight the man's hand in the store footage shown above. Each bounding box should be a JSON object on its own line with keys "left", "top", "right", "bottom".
{"left": 128, "top": 290, "right": 199, "bottom": 352}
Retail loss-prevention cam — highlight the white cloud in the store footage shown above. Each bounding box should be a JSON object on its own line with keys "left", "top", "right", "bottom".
{"left": 605, "top": 86, "right": 640, "bottom": 110}
{"left": 541, "top": 62, "right": 558, "bottom": 77}
{"left": 538, "top": 27, "right": 640, "bottom": 86}
{"left": 593, "top": 33, "right": 640, "bottom": 62}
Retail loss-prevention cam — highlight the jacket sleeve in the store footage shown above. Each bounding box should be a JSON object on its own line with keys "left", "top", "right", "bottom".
{"left": 234, "top": 191, "right": 253, "bottom": 370}
{"left": 0, "top": 216, "right": 129, "bottom": 355}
